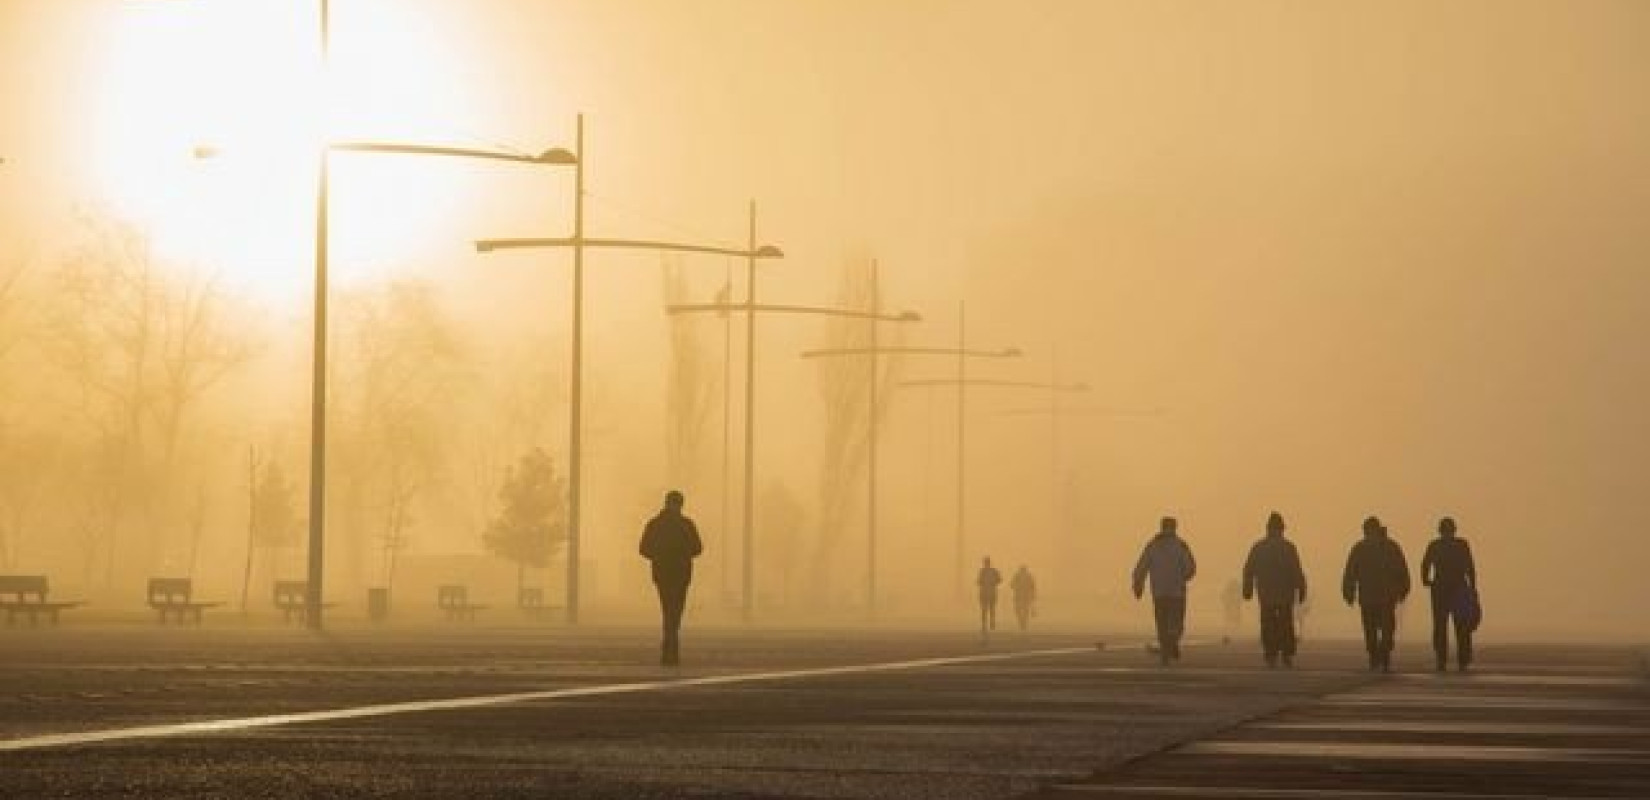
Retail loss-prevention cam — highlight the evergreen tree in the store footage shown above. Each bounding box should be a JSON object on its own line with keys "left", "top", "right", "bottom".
{"left": 482, "top": 447, "right": 567, "bottom": 595}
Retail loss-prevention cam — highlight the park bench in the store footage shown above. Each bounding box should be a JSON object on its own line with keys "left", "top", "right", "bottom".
{"left": 147, "top": 577, "right": 222, "bottom": 625}
{"left": 0, "top": 575, "right": 84, "bottom": 627}
{"left": 437, "top": 585, "right": 487, "bottom": 621}
{"left": 517, "top": 586, "right": 560, "bottom": 620}
{"left": 272, "top": 580, "right": 335, "bottom": 623}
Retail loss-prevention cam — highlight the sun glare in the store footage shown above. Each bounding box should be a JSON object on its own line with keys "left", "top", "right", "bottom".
{"left": 87, "top": 0, "right": 485, "bottom": 302}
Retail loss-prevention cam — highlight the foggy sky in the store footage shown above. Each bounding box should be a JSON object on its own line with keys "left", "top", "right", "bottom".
{"left": 1, "top": 1, "right": 1647, "bottom": 636}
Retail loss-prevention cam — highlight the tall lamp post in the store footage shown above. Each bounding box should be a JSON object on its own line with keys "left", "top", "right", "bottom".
{"left": 477, "top": 166, "right": 783, "bottom": 625}
{"left": 898, "top": 375, "right": 1090, "bottom": 593}
{"left": 864, "top": 305, "right": 1016, "bottom": 593}
{"left": 668, "top": 289, "right": 921, "bottom": 620}
{"left": 795, "top": 260, "right": 937, "bottom": 616}
{"left": 196, "top": 138, "right": 576, "bottom": 631}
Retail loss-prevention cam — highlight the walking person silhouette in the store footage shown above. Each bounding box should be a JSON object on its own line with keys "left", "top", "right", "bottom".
{"left": 1010, "top": 565, "right": 1037, "bottom": 631}
{"left": 1242, "top": 512, "right": 1307, "bottom": 668}
{"left": 1132, "top": 517, "right": 1197, "bottom": 665}
{"left": 639, "top": 490, "right": 703, "bottom": 666}
{"left": 1342, "top": 516, "right": 1410, "bottom": 673}
{"left": 1421, "top": 516, "right": 1478, "bottom": 672}
{"left": 977, "top": 557, "right": 1002, "bottom": 635}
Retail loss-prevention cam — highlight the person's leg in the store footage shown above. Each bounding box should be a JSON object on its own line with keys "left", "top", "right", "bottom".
{"left": 1166, "top": 596, "right": 1186, "bottom": 659}
{"left": 1377, "top": 603, "right": 1397, "bottom": 670}
{"left": 1151, "top": 597, "right": 1172, "bottom": 664}
{"left": 1359, "top": 604, "right": 1380, "bottom": 669}
{"left": 661, "top": 580, "right": 688, "bottom": 664}
{"left": 988, "top": 595, "right": 997, "bottom": 630}
{"left": 1279, "top": 604, "right": 1298, "bottom": 665}
{"left": 1455, "top": 607, "right": 1473, "bottom": 670}
{"left": 1430, "top": 593, "right": 1450, "bottom": 671}
{"left": 1259, "top": 604, "right": 1279, "bottom": 665}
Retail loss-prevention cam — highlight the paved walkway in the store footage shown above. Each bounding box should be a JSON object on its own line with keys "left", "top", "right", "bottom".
{"left": 1036, "top": 646, "right": 1650, "bottom": 799}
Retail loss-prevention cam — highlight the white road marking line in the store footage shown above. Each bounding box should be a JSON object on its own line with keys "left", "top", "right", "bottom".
{"left": 1180, "top": 740, "right": 1650, "bottom": 764}
{"left": 1252, "top": 720, "right": 1649, "bottom": 736}
{"left": 0, "top": 646, "right": 1098, "bottom": 753}
{"left": 1051, "top": 785, "right": 1622, "bottom": 799}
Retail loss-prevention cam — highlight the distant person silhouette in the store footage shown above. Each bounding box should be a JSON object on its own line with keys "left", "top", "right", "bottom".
{"left": 977, "top": 557, "right": 1002, "bottom": 633}
{"left": 1132, "top": 517, "right": 1197, "bottom": 665}
{"left": 1421, "top": 516, "right": 1478, "bottom": 672}
{"left": 1221, "top": 579, "right": 1243, "bottom": 634}
{"left": 639, "top": 490, "right": 703, "bottom": 666}
{"left": 1010, "top": 565, "right": 1037, "bottom": 631}
{"left": 1342, "top": 516, "right": 1411, "bottom": 672}
{"left": 1242, "top": 512, "right": 1308, "bottom": 668}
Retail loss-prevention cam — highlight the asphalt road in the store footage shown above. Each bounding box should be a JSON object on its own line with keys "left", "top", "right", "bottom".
{"left": 0, "top": 624, "right": 1642, "bottom": 799}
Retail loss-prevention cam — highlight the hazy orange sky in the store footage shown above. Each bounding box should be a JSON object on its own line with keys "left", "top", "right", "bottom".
{"left": 2, "top": 1, "right": 1647, "bottom": 634}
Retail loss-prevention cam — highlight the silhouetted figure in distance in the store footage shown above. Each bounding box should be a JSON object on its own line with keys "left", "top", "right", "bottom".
{"left": 1242, "top": 512, "right": 1308, "bottom": 668}
{"left": 1133, "top": 517, "right": 1197, "bottom": 665}
{"left": 1010, "top": 565, "right": 1037, "bottom": 631}
{"left": 1342, "top": 516, "right": 1411, "bottom": 672}
{"left": 639, "top": 490, "right": 703, "bottom": 666}
{"left": 1421, "top": 516, "right": 1478, "bottom": 672}
{"left": 1221, "top": 579, "right": 1243, "bottom": 635}
{"left": 977, "top": 557, "right": 1002, "bottom": 634}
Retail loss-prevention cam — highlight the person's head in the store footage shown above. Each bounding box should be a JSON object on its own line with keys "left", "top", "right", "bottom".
{"left": 1266, "top": 511, "right": 1285, "bottom": 537}
{"left": 1438, "top": 516, "right": 1457, "bottom": 538}
{"left": 664, "top": 490, "right": 685, "bottom": 511}
{"left": 1160, "top": 516, "right": 1178, "bottom": 536}
{"left": 982, "top": 556, "right": 992, "bottom": 568}
{"left": 1362, "top": 516, "right": 1383, "bottom": 538}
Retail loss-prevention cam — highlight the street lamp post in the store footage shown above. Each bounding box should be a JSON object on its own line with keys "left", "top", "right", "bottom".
{"left": 897, "top": 373, "right": 1090, "bottom": 594}
{"left": 795, "top": 260, "right": 935, "bottom": 616}
{"left": 668, "top": 291, "right": 921, "bottom": 620}
{"left": 478, "top": 173, "right": 782, "bottom": 625}
{"left": 821, "top": 305, "right": 1023, "bottom": 600}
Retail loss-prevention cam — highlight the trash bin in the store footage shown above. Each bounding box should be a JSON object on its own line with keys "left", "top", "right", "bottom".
{"left": 367, "top": 587, "right": 389, "bottom": 623}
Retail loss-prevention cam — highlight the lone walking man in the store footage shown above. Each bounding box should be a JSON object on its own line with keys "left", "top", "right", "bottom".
{"left": 1010, "top": 565, "right": 1037, "bottom": 631}
{"left": 1242, "top": 511, "right": 1308, "bottom": 668}
{"left": 1421, "top": 516, "right": 1478, "bottom": 672}
{"left": 977, "top": 557, "right": 1003, "bottom": 634}
{"left": 1132, "top": 517, "right": 1197, "bottom": 665}
{"left": 639, "top": 490, "right": 703, "bottom": 666}
{"left": 1342, "top": 516, "right": 1411, "bottom": 673}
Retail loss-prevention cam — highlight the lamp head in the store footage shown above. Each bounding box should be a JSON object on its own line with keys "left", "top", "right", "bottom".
{"left": 1001, "top": 347, "right": 1024, "bottom": 357}
{"left": 192, "top": 145, "right": 221, "bottom": 160}
{"left": 754, "top": 244, "right": 784, "bottom": 259}
{"left": 537, "top": 148, "right": 578, "bottom": 165}
{"left": 897, "top": 311, "right": 922, "bottom": 322}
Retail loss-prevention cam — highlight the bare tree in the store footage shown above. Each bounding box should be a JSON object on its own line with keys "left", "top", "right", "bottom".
{"left": 662, "top": 256, "right": 718, "bottom": 489}
{"left": 333, "top": 281, "right": 467, "bottom": 594}
{"left": 41, "top": 215, "right": 251, "bottom": 582}
{"left": 810, "top": 259, "right": 902, "bottom": 605}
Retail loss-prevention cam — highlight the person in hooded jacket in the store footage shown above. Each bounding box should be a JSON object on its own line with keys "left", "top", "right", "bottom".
{"left": 639, "top": 490, "right": 703, "bottom": 666}
{"left": 1242, "top": 511, "right": 1308, "bottom": 668}
{"left": 1342, "top": 516, "right": 1411, "bottom": 672}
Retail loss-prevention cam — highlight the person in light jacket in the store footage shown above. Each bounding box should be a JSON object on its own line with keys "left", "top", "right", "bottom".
{"left": 1132, "top": 517, "right": 1197, "bottom": 665}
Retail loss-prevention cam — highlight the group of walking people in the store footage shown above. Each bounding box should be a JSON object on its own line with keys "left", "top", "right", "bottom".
{"left": 637, "top": 489, "right": 1480, "bottom": 675}
{"left": 975, "top": 557, "right": 1038, "bottom": 635}
{"left": 1132, "top": 512, "right": 1480, "bottom": 672}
